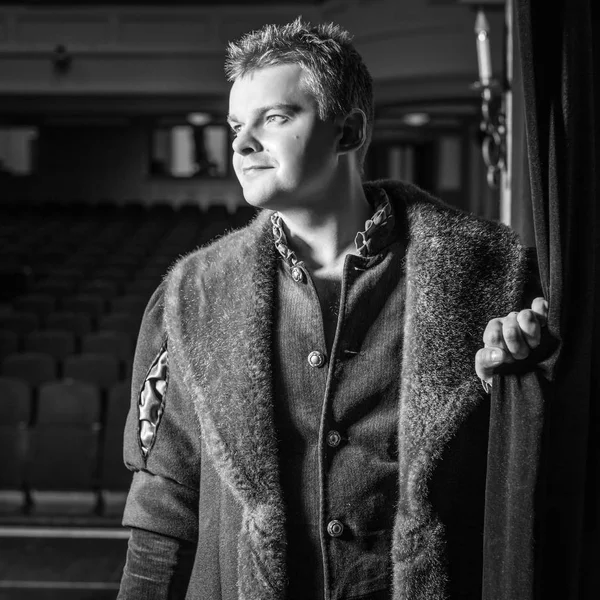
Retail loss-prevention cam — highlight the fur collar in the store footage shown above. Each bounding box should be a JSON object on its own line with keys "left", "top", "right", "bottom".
{"left": 164, "top": 180, "right": 529, "bottom": 600}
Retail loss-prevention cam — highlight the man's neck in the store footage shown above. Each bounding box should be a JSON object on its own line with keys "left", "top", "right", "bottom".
{"left": 277, "top": 183, "right": 372, "bottom": 275}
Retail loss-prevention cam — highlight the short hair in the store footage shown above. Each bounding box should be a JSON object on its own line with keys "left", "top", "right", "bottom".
{"left": 225, "top": 17, "right": 374, "bottom": 168}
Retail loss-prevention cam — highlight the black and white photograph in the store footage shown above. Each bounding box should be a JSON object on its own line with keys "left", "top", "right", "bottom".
{"left": 0, "top": 1, "right": 598, "bottom": 599}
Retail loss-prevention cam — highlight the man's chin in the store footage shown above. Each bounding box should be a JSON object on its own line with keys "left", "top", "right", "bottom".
{"left": 241, "top": 188, "right": 282, "bottom": 209}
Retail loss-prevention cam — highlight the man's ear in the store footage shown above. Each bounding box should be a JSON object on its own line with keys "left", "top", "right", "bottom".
{"left": 337, "top": 109, "right": 367, "bottom": 154}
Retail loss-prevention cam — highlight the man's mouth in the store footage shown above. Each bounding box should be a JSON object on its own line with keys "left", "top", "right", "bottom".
{"left": 242, "top": 166, "right": 273, "bottom": 173}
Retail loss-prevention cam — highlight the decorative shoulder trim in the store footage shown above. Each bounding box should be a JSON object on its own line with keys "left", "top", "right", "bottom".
{"left": 138, "top": 340, "right": 168, "bottom": 457}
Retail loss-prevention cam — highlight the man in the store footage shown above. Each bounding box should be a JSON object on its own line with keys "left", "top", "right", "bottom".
{"left": 118, "top": 18, "right": 546, "bottom": 600}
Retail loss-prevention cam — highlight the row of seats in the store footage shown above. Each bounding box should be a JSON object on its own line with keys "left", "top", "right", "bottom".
{"left": 0, "top": 377, "right": 131, "bottom": 517}
{"left": 1, "top": 308, "right": 143, "bottom": 338}
{"left": 1, "top": 202, "right": 258, "bottom": 303}
{"left": 6, "top": 300, "right": 143, "bottom": 325}
{"left": 1, "top": 200, "right": 256, "bottom": 225}
{"left": 1, "top": 329, "right": 134, "bottom": 363}
{"left": 13, "top": 292, "right": 149, "bottom": 318}
{"left": 5, "top": 248, "right": 173, "bottom": 289}
{"left": 1, "top": 351, "right": 130, "bottom": 387}
{"left": 0, "top": 200, "right": 257, "bottom": 519}
{"left": 1, "top": 377, "right": 130, "bottom": 487}
{"left": 1, "top": 347, "right": 134, "bottom": 514}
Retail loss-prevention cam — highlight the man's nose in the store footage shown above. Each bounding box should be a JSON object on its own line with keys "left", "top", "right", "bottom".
{"left": 232, "top": 128, "right": 262, "bottom": 156}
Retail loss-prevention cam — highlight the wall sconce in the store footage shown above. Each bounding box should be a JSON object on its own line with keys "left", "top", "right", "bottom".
{"left": 52, "top": 43, "right": 72, "bottom": 75}
{"left": 472, "top": 9, "right": 506, "bottom": 189}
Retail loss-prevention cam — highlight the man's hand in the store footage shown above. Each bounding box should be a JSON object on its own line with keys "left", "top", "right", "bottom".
{"left": 475, "top": 297, "right": 549, "bottom": 388}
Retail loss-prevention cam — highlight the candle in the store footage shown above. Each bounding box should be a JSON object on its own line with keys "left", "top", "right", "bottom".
{"left": 475, "top": 10, "right": 492, "bottom": 85}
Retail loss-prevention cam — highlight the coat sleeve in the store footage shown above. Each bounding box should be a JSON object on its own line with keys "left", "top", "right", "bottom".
{"left": 119, "top": 280, "right": 202, "bottom": 544}
{"left": 118, "top": 527, "right": 196, "bottom": 600}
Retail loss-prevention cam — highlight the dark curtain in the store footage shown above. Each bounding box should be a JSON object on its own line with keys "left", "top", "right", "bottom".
{"left": 483, "top": 1, "right": 599, "bottom": 599}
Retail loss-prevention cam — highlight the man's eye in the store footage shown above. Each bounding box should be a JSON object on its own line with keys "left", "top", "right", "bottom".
{"left": 230, "top": 125, "right": 241, "bottom": 138}
{"left": 266, "top": 115, "right": 287, "bottom": 124}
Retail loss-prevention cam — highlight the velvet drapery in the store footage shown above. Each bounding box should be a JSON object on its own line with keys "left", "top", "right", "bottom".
{"left": 483, "top": 1, "right": 599, "bottom": 598}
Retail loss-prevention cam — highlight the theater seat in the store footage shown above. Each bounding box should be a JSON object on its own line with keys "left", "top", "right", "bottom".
{"left": 24, "top": 330, "right": 76, "bottom": 362}
{"left": 13, "top": 293, "right": 56, "bottom": 324}
{"left": 63, "top": 353, "right": 120, "bottom": 390}
{"left": 81, "top": 331, "right": 133, "bottom": 362}
{"left": 109, "top": 295, "right": 149, "bottom": 317}
{"left": 0, "top": 377, "right": 32, "bottom": 512}
{"left": 1, "top": 352, "right": 57, "bottom": 388}
{"left": 63, "top": 293, "right": 106, "bottom": 323}
{"left": 0, "top": 311, "right": 39, "bottom": 336}
{"left": 94, "top": 266, "right": 131, "bottom": 285}
{"left": 32, "top": 278, "right": 77, "bottom": 302}
{"left": 0, "top": 330, "right": 19, "bottom": 361}
{"left": 125, "top": 278, "right": 160, "bottom": 296}
{"left": 47, "top": 266, "right": 84, "bottom": 282}
{"left": 0, "top": 376, "right": 31, "bottom": 430}
{"left": 82, "top": 279, "right": 120, "bottom": 302}
{"left": 36, "top": 379, "right": 101, "bottom": 426}
{"left": 46, "top": 311, "right": 93, "bottom": 337}
{"left": 99, "top": 312, "right": 141, "bottom": 337}
{"left": 99, "top": 382, "right": 133, "bottom": 516}
{"left": 0, "top": 267, "right": 33, "bottom": 302}
{"left": 28, "top": 380, "right": 101, "bottom": 515}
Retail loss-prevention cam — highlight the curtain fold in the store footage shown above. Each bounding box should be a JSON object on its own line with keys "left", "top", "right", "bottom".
{"left": 482, "top": 1, "right": 599, "bottom": 599}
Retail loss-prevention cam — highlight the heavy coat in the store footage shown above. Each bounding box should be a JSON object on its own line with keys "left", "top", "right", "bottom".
{"left": 122, "top": 180, "right": 533, "bottom": 600}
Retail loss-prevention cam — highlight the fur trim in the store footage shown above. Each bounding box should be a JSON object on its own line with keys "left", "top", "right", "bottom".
{"left": 370, "top": 181, "right": 528, "bottom": 599}
{"left": 164, "top": 212, "right": 287, "bottom": 599}
{"left": 164, "top": 181, "right": 529, "bottom": 600}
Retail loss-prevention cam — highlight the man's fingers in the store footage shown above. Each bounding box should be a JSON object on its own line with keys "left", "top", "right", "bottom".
{"left": 482, "top": 318, "right": 507, "bottom": 351}
{"left": 475, "top": 346, "right": 510, "bottom": 382}
{"left": 531, "top": 297, "right": 549, "bottom": 326}
{"left": 501, "top": 312, "right": 530, "bottom": 359}
{"left": 516, "top": 309, "right": 542, "bottom": 349}
{"left": 476, "top": 297, "right": 548, "bottom": 385}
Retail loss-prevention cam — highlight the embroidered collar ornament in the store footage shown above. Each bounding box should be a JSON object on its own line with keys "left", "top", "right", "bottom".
{"left": 271, "top": 188, "right": 396, "bottom": 272}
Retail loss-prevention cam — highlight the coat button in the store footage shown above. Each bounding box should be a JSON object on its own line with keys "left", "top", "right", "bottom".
{"left": 307, "top": 350, "right": 326, "bottom": 368}
{"left": 327, "top": 520, "right": 344, "bottom": 538}
{"left": 326, "top": 430, "right": 342, "bottom": 448}
{"left": 291, "top": 266, "right": 304, "bottom": 282}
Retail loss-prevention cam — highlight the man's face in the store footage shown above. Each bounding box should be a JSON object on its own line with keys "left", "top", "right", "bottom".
{"left": 228, "top": 63, "right": 341, "bottom": 210}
